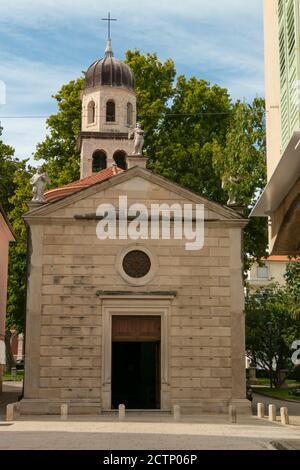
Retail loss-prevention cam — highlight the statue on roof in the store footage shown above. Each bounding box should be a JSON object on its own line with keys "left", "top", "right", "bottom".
{"left": 222, "top": 174, "right": 240, "bottom": 206}
{"left": 30, "top": 167, "right": 51, "bottom": 203}
{"left": 128, "top": 122, "right": 145, "bottom": 156}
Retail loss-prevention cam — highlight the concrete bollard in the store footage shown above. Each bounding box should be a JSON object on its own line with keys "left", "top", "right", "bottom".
{"left": 118, "top": 404, "right": 126, "bottom": 421}
{"left": 257, "top": 403, "right": 265, "bottom": 419}
{"left": 14, "top": 402, "right": 20, "bottom": 418}
{"left": 268, "top": 404, "right": 276, "bottom": 422}
{"left": 61, "top": 403, "right": 68, "bottom": 421}
{"left": 280, "top": 407, "right": 289, "bottom": 425}
{"left": 6, "top": 403, "right": 15, "bottom": 422}
{"left": 11, "top": 367, "right": 17, "bottom": 379}
{"left": 173, "top": 405, "right": 181, "bottom": 422}
{"left": 229, "top": 405, "right": 237, "bottom": 424}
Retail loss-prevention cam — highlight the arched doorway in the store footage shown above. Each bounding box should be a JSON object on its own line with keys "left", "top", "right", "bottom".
{"left": 92, "top": 150, "right": 107, "bottom": 172}
{"left": 113, "top": 150, "right": 127, "bottom": 170}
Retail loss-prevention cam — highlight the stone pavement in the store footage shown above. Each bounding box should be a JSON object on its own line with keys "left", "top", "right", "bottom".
{"left": 1, "top": 383, "right": 300, "bottom": 450}
{"left": 271, "top": 440, "right": 300, "bottom": 450}
{"left": 1, "top": 414, "right": 300, "bottom": 450}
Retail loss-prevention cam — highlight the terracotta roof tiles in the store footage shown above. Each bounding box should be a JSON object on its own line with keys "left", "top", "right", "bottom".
{"left": 44, "top": 166, "right": 123, "bottom": 203}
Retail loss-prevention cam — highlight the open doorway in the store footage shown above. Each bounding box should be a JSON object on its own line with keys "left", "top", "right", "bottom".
{"left": 111, "top": 316, "right": 161, "bottom": 409}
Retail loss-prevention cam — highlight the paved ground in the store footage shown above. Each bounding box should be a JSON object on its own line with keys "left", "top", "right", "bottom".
{"left": 1, "top": 414, "right": 300, "bottom": 450}
{"left": 272, "top": 440, "right": 300, "bottom": 450}
{"left": 1, "top": 383, "right": 300, "bottom": 450}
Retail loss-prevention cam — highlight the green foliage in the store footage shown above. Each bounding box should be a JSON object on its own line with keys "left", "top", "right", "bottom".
{"left": 34, "top": 78, "right": 84, "bottom": 187}
{"left": 246, "top": 283, "right": 300, "bottom": 388}
{"left": 152, "top": 76, "right": 232, "bottom": 202}
{"left": 213, "top": 99, "right": 266, "bottom": 206}
{"left": 125, "top": 50, "right": 176, "bottom": 153}
{"left": 212, "top": 99, "right": 268, "bottom": 267}
{"left": 6, "top": 163, "right": 33, "bottom": 334}
{"left": 285, "top": 260, "right": 300, "bottom": 314}
{"left": 0, "top": 139, "right": 22, "bottom": 213}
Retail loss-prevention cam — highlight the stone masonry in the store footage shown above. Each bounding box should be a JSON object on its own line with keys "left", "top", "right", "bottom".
{"left": 20, "top": 168, "right": 250, "bottom": 415}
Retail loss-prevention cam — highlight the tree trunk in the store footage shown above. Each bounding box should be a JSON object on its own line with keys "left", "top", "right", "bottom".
{"left": 5, "top": 330, "right": 15, "bottom": 372}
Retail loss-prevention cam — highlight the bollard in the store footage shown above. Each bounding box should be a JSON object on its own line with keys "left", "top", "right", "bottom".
{"left": 6, "top": 403, "right": 15, "bottom": 422}
{"left": 268, "top": 404, "right": 276, "bottom": 422}
{"left": 257, "top": 403, "right": 265, "bottom": 419}
{"left": 61, "top": 403, "right": 68, "bottom": 421}
{"left": 11, "top": 367, "right": 17, "bottom": 379}
{"left": 14, "top": 402, "right": 20, "bottom": 418}
{"left": 229, "top": 405, "right": 237, "bottom": 424}
{"left": 173, "top": 405, "right": 181, "bottom": 422}
{"left": 280, "top": 407, "right": 289, "bottom": 425}
{"left": 118, "top": 404, "right": 125, "bottom": 421}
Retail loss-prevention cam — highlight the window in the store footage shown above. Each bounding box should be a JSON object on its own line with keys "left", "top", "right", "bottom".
{"left": 257, "top": 266, "right": 269, "bottom": 279}
{"left": 113, "top": 151, "right": 127, "bottom": 170}
{"left": 87, "top": 101, "right": 95, "bottom": 124}
{"left": 106, "top": 100, "right": 116, "bottom": 122}
{"left": 127, "top": 102, "right": 133, "bottom": 126}
{"left": 92, "top": 150, "right": 107, "bottom": 172}
{"left": 116, "top": 246, "right": 158, "bottom": 286}
{"left": 122, "top": 250, "right": 151, "bottom": 279}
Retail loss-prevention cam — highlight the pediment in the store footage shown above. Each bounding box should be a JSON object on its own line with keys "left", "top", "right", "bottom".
{"left": 24, "top": 167, "right": 244, "bottom": 222}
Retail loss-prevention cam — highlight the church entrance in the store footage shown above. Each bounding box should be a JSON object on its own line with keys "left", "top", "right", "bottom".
{"left": 111, "top": 316, "right": 161, "bottom": 409}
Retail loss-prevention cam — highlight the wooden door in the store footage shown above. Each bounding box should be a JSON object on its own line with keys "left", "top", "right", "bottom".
{"left": 112, "top": 316, "right": 161, "bottom": 342}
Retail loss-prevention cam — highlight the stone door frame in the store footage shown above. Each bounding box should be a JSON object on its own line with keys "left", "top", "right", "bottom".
{"left": 101, "top": 297, "right": 172, "bottom": 411}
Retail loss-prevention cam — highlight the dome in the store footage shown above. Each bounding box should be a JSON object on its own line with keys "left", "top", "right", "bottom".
{"left": 85, "top": 40, "right": 135, "bottom": 91}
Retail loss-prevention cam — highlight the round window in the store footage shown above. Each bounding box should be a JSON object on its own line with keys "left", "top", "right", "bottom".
{"left": 122, "top": 250, "right": 151, "bottom": 279}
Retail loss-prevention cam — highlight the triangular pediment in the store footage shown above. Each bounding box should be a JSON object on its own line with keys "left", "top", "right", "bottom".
{"left": 24, "top": 167, "right": 244, "bottom": 221}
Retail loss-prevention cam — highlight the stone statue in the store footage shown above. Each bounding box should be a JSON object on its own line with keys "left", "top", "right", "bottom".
{"left": 30, "top": 167, "right": 50, "bottom": 203}
{"left": 222, "top": 174, "right": 240, "bottom": 206}
{"left": 128, "top": 122, "right": 145, "bottom": 155}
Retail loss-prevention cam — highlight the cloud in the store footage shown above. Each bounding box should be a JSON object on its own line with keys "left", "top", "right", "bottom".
{"left": 0, "top": 0, "right": 262, "bottom": 25}
{"left": 0, "top": 54, "right": 79, "bottom": 160}
{"left": 0, "top": 0, "right": 264, "bottom": 161}
{"left": 1, "top": 118, "right": 47, "bottom": 161}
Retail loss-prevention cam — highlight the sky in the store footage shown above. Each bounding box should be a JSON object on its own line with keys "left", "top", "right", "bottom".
{"left": 0, "top": 0, "right": 264, "bottom": 163}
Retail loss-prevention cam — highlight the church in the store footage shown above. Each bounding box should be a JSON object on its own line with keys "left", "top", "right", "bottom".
{"left": 20, "top": 36, "right": 250, "bottom": 415}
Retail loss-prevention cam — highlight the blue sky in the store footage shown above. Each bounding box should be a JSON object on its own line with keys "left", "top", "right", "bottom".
{"left": 0, "top": 0, "right": 264, "bottom": 162}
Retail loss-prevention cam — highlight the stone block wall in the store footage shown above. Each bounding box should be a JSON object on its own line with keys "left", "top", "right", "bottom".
{"left": 21, "top": 173, "right": 249, "bottom": 414}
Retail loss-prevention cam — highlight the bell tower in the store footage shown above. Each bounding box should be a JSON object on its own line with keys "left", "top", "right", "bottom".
{"left": 78, "top": 35, "right": 137, "bottom": 178}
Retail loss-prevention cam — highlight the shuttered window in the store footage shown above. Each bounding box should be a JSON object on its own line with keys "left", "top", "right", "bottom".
{"left": 278, "top": 0, "right": 300, "bottom": 153}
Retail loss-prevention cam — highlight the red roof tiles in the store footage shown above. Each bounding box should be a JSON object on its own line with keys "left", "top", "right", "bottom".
{"left": 45, "top": 166, "right": 124, "bottom": 203}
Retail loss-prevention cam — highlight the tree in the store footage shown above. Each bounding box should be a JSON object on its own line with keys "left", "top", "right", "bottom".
{"left": 285, "top": 259, "right": 300, "bottom": 317}
{"left": 34, "top": 78, "right": 84, "bottom": 187}
{"left": 152, "top": 75, "right": 232, "bottom": 202}
{"left": 6, "top": 163, "right": 33, "bottom": 336}
{"left": 212, "top": 99, "right": 268, "bottom": 267}
{"left": 6, "top": 163, "right": 32, "bottom": 370}
{"left": 0, "top": 138, "right": 22, "bottom": 214}
{"left": 125, "top": 50, "right": 176, "bottom": 153}
{"left": 246, "top": 284, "right": 300, "bottom": 388}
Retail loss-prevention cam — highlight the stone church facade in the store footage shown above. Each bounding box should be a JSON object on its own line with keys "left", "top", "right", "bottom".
{"left": 20, "top": 40, "right": 250, "bottom": 415}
